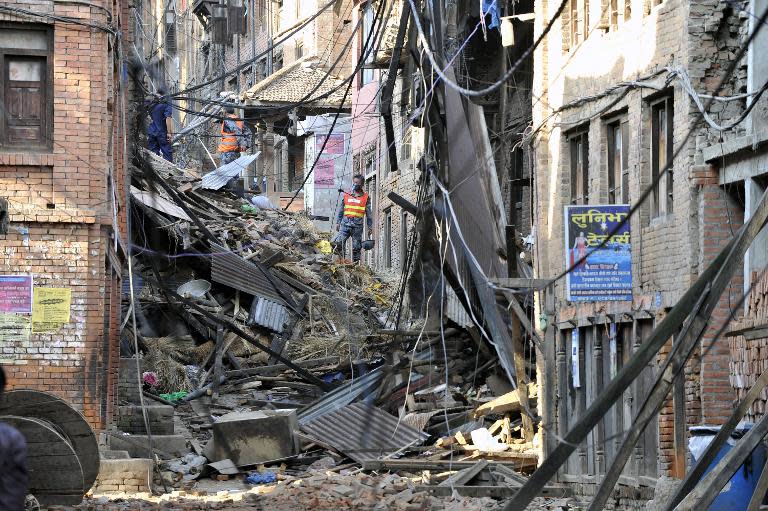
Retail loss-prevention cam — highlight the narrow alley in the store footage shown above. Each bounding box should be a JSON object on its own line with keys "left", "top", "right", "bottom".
{"left": 1, "top": 0, "right": 768, "bottom": 509}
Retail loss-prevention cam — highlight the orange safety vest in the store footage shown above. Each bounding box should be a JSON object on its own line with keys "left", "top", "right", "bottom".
{"left": 343, "top": 192, "right": 368, "bottom": 218}
{"left": 218, "top": 114, "right": 243, "bottom": 153}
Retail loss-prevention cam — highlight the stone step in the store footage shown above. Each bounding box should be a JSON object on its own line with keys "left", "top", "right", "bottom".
{"left": 108, "top": 433, "right": 189, "bottom": 460}
{"left": 117, "top": 404, "right": 175, "bottom": 435}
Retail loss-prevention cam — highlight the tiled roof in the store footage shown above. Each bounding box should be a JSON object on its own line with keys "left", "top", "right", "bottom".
{"left": 242, "top": 57, "right": 349, "bottom": 109}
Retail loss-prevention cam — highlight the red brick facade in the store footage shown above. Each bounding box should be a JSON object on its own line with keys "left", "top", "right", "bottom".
{"left": 0, "top": 0, "right": 126, "bottom": 431}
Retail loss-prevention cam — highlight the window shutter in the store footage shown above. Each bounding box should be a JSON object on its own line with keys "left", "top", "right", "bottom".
{"left": 5, "top": 57, "right": 45, "bottom": 144}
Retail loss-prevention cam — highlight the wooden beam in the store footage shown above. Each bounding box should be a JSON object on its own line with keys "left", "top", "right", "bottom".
{"left": 491, "top": 278, "right": 552, "bottom": 290}
{"left": 438, "top": 460, "right": 488, "bottom": 486}
{"left": 674, "top": 410, "right": 768, "bottom": 510}
{"left": 416, "top": 485, "right": 570, "bottom": 498}
{"left": 506, "top": 294, "right": 544, "bottom": 352}
{"left": 474, "top": 384, "right": 539, "bottom": 418}
{"left": 748, "top": 459, "right": 768, "bottom": 511}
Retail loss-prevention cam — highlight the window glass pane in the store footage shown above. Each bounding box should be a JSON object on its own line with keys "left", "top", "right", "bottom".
{"left": 0, "top": 30, "right": 47, "bottom": 50}
{"left": 8, "top": 58, "right": 42, "bottom": 82}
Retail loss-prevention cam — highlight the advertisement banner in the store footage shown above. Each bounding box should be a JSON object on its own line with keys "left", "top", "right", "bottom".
{"left": 564, "top": 205, "right": 632, "bottom": 301}
{"left": 315, "top": 158, "right": 335, "bottom": 188}
{"left": 316, "top": 133, "right": 345, "bottom": 155}
{"left": 0, "top": 275, "right": 33, "bottom": 314}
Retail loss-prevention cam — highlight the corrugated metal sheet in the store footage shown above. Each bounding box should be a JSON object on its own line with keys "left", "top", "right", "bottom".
{"left": 298, "top": 367, "right": 384, "bottom": 426}
{"left": 210, "top": 243, "right": 286, "bottom": 304}
{"left": 248, "top": 296, "right": 289, "bottom": 332}
{"left": 300, "top": 402, "right": 429, "bottom": 463}
{"left": 201, "top": 152, "right": 260, "bottom": 190}
{"left": 130, "top": 186, "right": 192, "bottom": 221}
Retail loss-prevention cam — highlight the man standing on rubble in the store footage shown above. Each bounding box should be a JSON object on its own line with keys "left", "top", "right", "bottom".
{"left": 146, "top": 86, "right": 174, "bottom": 162}
{"left": 335, "top": 174, "right": 373, "bottom": 264}
{"left": 218, "top": 106, "right": 252, "bottom": 165}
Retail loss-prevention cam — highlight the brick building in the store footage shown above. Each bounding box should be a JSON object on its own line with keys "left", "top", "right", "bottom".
{"left": 532, "top": 0, "right": 763, "bottom": 503}
{"left": 0, "top": 0, "right": 128, "bottom": 431}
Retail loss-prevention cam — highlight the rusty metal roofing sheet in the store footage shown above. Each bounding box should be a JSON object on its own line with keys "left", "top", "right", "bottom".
{"left": 210, "top": 243, "right": 286, "bottom": 304}
{"left": 248, "top": 296, "right": 289, "bottom": 332}
{"left": 300, "top": 402, "right": 429, "bottom": 463}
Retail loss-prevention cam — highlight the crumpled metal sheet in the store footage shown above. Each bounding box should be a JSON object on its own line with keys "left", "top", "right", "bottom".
{"left": 210, "top": 243, "right": 287, "bottom": 305}
{"left": 248, "top": 296, "right": 289, "bottom": 333}
{"left": 297, "top": 367, "right": 384, "bottom": 426}
{"left": 300, "top": 402, "right": 429, "bottom": 463}
{"left": 201, "top": 152, "right": 260, "bottom": 190}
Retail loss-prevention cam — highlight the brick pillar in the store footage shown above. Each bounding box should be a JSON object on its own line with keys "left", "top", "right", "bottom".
{"left": 693, "top": 164, "right": 743, "bottom": 425}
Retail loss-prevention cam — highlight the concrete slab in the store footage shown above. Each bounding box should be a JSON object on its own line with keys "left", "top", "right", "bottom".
{"left": 212, "top": 409, "right": 298, "bottom": 466}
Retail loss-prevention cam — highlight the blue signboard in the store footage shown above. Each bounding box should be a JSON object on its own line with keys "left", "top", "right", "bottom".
{"left": 564, "top": 205, "right": 632, "bottom": 301}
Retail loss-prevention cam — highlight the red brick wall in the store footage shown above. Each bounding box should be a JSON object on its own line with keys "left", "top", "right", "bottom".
{"left": 693, "top": 164, "right": 744, "bottom": 425}
{"left": 0, "top": 0, "right": 125, "bottom": 431}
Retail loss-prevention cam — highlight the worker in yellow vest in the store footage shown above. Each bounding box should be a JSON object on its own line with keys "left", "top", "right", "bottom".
{"left": 218, "top": 106, "right": 251, "bottom": 165}
{"left": 334, "top": 174, "right": 373, "bottom": 263}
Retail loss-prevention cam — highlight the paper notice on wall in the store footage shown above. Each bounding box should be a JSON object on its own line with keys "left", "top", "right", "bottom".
{"left": 0, "top": 313, "right": 31, "bottom": 342}
{"left": 31, "top": 288, "right": 71, "bottom": 333}
{"left": 0, "top": 275, "right": 33, "bottom": 314}
{"left": 571, "top": 329, "right": 580, "bottom": 388}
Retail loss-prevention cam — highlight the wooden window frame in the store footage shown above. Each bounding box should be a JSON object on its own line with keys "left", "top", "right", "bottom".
{"left": 569, "top": 129, "right": 589, "bottom": 205}
{"left": 0, "top": 24, "right": 53, "bottom": 152}
{"left": 650, "top": 95, "right": 674, "bottom": 218}
{"left": 607, "top": 117, "right": 629, "bottom": 204}
{"left": 400, "top": 211, "right": 408, "bottom": 269}
{"left": 359, "top": 3, "right": 375, "bottom": 87}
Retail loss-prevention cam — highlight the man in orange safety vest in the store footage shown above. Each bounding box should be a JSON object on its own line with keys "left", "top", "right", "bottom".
{"left": 334, "top": 174, "right": 373, "bottom": 263}
{"left": 218, "top": 106, "right": 251, "bottom": 166}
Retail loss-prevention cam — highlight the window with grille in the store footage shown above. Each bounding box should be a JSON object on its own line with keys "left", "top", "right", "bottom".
{"left": 359, "top": 4, "right": 375, "bottom": 86}
{"left": 607, "top": 119, "right": 629, "bottom": 204}
{"left": 569, "top": 130, "right": 589, "bottom": 205}
{"left": 650, "top": 96, "right": 673, "bottom": 217}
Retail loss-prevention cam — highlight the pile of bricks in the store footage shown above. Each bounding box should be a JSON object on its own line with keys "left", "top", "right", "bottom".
{"left": 90, "top": 459, "right": 152, "bottom": 494}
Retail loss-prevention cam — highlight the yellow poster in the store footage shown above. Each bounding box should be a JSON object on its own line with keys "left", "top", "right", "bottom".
{"left": 32, "top": 288, "right": 71, "bottom": 333}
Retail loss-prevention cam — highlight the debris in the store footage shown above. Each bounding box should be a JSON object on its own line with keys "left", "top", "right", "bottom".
{"left": 212, "top": 410, "right": 299, "bottom": 466}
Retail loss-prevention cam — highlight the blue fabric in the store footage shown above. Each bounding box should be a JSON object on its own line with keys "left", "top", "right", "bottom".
{"left": 482, "top": 0, "right": 500, "bottom": 30}
{"left": 0, "top": 422, "right": 28, "bottom": 511}
{"left": 148, "top": 101, "right": 172, "bottom": 136}
{"left": 147, "top": 134, "right": 173, "bottom": 162}
{"left": 336, "top": 220, "right": 364, "bottom": 262}
{"left": 245, "top": 471, "right": 277, "bottom": 485}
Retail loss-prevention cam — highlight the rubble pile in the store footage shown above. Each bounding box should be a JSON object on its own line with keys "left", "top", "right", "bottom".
{"left": 109, "top": 152, "right": 560, "bottom": 506}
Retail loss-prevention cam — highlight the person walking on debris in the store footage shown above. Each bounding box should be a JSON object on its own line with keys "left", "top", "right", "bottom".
{"left": 334, "top": 174, "right": 373, "bottom": 264}
{"left": 0, "top": 366, "right": 28, "bottom": 511}
{"left": 146, "top": 86, "right": 174, "bottom": 162}
{"left": 218, "top": 106, "right": 251, "bottom": 165}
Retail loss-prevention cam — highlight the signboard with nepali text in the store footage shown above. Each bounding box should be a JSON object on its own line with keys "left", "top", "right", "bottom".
{"left": 0, "top": 275, "right": 33, "bottom": 313}
{"left": 314, "top": 133, "right": 345, "bottom": 188}
{"left": 564, "top": 205, "right": 632, "bottom": 301}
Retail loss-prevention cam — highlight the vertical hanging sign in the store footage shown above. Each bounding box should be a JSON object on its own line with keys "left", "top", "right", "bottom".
{"left": 571, "top": 329, "right": 580, "bottom": 388}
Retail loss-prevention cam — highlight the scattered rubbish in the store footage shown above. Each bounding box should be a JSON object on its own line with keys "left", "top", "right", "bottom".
{"left": 245, "top": 470, "right": 277, "bottom": 485}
